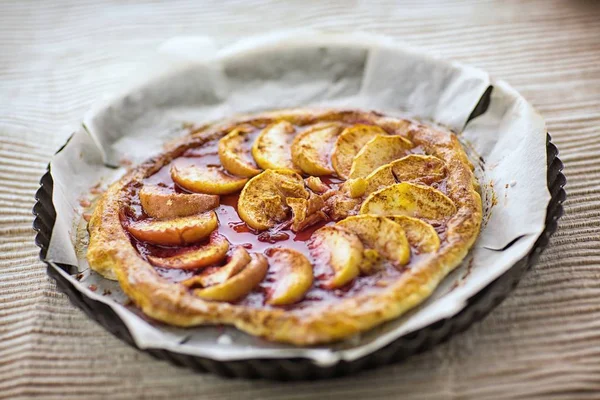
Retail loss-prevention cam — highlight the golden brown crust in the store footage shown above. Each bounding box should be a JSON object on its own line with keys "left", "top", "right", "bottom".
{"left": 86, "top": 108, "right": 482, "bottom": 345}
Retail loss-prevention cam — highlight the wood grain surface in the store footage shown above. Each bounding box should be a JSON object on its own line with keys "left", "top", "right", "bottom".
{"left": 1, "top": 0, "right": 599, "bottom": 398}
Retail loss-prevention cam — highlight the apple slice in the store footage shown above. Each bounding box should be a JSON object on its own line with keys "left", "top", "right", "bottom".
{"left": 387, "top": 215, "right": 440, "bottom": 253}
{"left": 345, "top": 154, "right": 447, "bottom": 198}
{"left": 291, "top": 123, "right": 342, "bottom": 176}
{"left": 304, "top": 176, "right": 329, "bottom": 193}
{"left": 265, "top": 248, "right": 313, "bottom": 306}
{"left": 218, "top": 126, "right": 262, "bottom": 177}
{"left": 391, "top": 155, "right": 446, "bottom": 184}
{"left": 171, "top": 163, "right": 248, "bottom": 195}
{"left": 251, "top": 121, "right": 297, "bottom": 170}
{"left": 139, "top": 185, "right": 219, "bottom": 219}
{"left": 332, "top": 124, "right": 388, "bottom": 179}
{"left": 238, "top": 169, "right": 308, "bottom": 231}
{"left": 193, "top": 253, "right": 269, "bottom": 302}
{"left": 360, "top": 182, "right": 456, "bottom": 221}
{"left": 309, "top": 226, "right": 363, "bottom": 289}
{"left": 344, "top": 167, "right": 396, "bottom": 199}
{"left": 147, "top": 232, "right": 230, "bottom": 269}
{"left": 360, "top": 248, "right": 385, "bottom": 275}
{"left": 324, "top": 191, "right": 362, "bottom": 221}
{"left": 181, "top": 246, "right": 251, "bottom": 287}
{"left": 348, "top": 135, "right": 413, "bottom": 179}
{"left": 287, "top": 193, "right": 328, "bottom": 232}
{"left": 337, "top": 214, "right": 410, "bottom": 267}
{"left": 127, "top": 211, "right": 218, "bottom": 246}
{"left": 364, "top": 164, "right": 396, "bottom": 193}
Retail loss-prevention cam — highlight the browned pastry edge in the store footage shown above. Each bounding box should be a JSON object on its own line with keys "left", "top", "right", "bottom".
{"left": 86, "top": 109, "right": 482, "bottom": 345}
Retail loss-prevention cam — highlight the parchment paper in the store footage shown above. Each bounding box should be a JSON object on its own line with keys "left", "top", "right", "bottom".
{"left": 45, "top": 31, "right": 550, "bottom": 367}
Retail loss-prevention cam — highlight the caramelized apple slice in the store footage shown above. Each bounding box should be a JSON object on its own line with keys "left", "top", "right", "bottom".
{"left": 127, "top": 211, "right": 218, "bottom": 246}
{"left": 344, "top": 164, "right": 396, "bottom": 198}
{"left": 139, "top": 185, "right": 219, "bottom": 219}
{"left": 309, "top": 226, "right": 363, "bottom": 289}
{"left": 265, "top": 248, "right": 313, "bottom": 306}
{"left": 291, "top": 123, "right": 342, "bottom": 176}
{"left": 147, "top": 232, "right": 229, "bottom": 269}
{"left": 332, "top": 124, "right": 388, "bottom": 179}
{"left": 305, "top": 176, "right": 329, "bottom": 193}
{"left": 337, "top": 215, "right": 410, "bottom": 267}
{"left": 360, "top": 182, "right": 456, "bottom": 221}
{"left": 324, "top": 191, "right": 362, "bottom": 221}
{"left": 287, "top": 193, "right": 327, "bottom": 232}
{"left": 360, "top": 248, "right": 384, "bottom": 275}
{"left": 387, "top": 215, "right": 440, "bottom": 253}
{"left": 390, "top": 154, "right": 446, "bottom": 184}
{"left": 238, "top": 169, "right": 308, "bottom": 231}
{"left": 181, "top": 247, "right": 251, "bottom": 287}
{"left": 171, "top": 164, "right": 248, "bottom": 195}
{"left": 251, "top": 121, "right": 297, "bottom": 170}
{"left": 218, "top": 126, "right": 262, "bottom": 177}
{"left": 346, "top": 154, "right": 447, "bottom": 198}
{"left": 348, "top": 135, "right": 413, "bottom": 179}
{"left": 365, "top": 164, "right": 396, "bottom": 193}
{"left": 194, "top": 254, "right": 268, "bottom": 302}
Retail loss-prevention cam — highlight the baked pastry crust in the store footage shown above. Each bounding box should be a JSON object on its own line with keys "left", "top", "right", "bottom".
{"left": 87, "top": 109, "right": 482, "bottom": 345}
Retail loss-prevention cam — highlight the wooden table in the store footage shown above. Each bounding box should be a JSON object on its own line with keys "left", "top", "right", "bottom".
{"left": 1, "top": 1, "right": 599, "bottom": 398}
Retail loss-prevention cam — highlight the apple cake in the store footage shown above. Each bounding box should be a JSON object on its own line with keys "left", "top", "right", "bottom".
{"left": 86, "top": 109, "right": 482, "bottom": 345}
